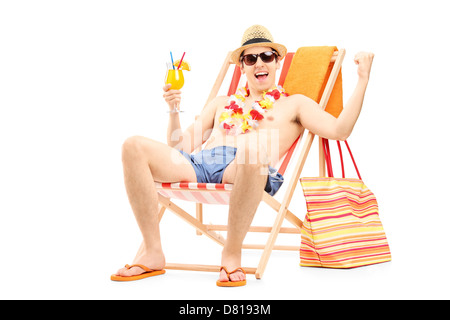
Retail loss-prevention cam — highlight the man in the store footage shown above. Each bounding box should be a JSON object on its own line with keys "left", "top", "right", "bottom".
{"left": 112, "top": 25, "right": 374, "bottom": 286}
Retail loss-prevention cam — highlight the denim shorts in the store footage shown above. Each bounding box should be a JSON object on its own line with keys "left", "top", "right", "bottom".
{"left": 178, "top": 146, "right": 284, "bottom": 196}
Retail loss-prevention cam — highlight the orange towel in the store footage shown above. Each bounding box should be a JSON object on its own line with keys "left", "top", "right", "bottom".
{"left": 283, "top": 46, "right": 343, "bottom": 118}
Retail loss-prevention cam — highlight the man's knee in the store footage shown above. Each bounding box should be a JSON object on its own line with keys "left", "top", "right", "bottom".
{"left": 122, "top": 136, "right": 150, "bottom": 161}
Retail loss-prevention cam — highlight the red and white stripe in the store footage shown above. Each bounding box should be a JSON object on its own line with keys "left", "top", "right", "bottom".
{"left": 155, "top": 182, "right": 233, "bottom": 205}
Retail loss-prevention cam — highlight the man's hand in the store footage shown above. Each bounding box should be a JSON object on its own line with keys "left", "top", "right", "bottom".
{"left": 163, "top": 84, "right": 182, "bottom": 111}
{"left": 354, "top": 52, "right": 374, "bottom": 81}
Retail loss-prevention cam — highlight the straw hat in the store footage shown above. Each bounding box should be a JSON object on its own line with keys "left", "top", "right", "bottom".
{"left": 231, "top": 25, "right": 287, "bottom": 65}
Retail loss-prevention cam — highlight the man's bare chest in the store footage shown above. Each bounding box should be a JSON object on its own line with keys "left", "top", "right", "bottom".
{"left": 257, "top": 100, "right": 299, "bottom": 129}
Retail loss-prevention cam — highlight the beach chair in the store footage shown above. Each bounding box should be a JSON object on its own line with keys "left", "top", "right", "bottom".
{"left": 155, "top": 47, "right": 346, "bottom": 279}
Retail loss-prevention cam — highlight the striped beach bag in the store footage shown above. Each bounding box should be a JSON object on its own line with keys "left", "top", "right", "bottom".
{"left": 299, "top": 139, "right": 391, "bottom": 268}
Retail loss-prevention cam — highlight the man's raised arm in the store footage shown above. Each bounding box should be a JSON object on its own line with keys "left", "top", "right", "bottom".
{"left": 295, "top": 52, "right": 374, "bottom": 141}
{"left": 334, "top": 52, "right": 374, "bottom": 140}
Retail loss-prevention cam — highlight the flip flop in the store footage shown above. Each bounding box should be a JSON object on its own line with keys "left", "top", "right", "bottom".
{"left": 216, "top": 266, "right": 247, "bottom": 287}
{"left": 111, "top": 264, "right": 166, "bottom": 282}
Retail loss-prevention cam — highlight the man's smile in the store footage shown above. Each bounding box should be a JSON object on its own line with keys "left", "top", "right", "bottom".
{"left": 255, "top": 71, "right": 269, "bottom": 81}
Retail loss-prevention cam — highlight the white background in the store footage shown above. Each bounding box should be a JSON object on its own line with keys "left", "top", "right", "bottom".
{"left": 1, "top": 0, "right": 449, "bottom": 300}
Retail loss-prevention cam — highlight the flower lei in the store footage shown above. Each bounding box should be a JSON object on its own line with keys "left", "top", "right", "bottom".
{"left": 219, "top": 86, "right": 288, "bottom": 135}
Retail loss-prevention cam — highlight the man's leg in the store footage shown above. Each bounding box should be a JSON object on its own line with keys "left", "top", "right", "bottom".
{"left": 115, "top": 136, "right": 197, "bottom": 277}
{"left": 220, "top": 143, "right": 268, "bottom": 282}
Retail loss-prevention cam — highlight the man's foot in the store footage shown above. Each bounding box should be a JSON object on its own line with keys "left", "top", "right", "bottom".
{"left": 114, "top": 244, "right": 165, "bottom": 278}
{"left": 217, "top": 250, "right": 246, "bottom": 285}
{"left": 111, "top": 264, "right": 166, "bottom": 281}
{"left": 218, "top": 267, "right": 246, "bottom": 282}
{"left": 216, "top": 267, "right": 246, "bottom": 287}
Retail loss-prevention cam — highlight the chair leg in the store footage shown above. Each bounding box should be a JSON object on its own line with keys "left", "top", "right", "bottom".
{"left": 157, "top": 204, "right": 166, "bottom": 222}
{"left": 196, "top": 203, "right": 203, "bottom": 236}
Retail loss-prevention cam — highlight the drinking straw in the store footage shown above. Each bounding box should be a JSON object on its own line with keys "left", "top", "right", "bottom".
{"left": 177, "top": 52, "right": 186, "bottom": 70}
{"left": 170, "top": 51, "right": 175, "bottom": 70}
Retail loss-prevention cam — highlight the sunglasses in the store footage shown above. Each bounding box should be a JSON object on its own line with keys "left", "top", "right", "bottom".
{"left": 240, "top": 51, "right": 278, "bottom": 66}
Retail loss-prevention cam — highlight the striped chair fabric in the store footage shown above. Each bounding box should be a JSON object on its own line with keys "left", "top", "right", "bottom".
{"left": 155, "top": 182, "right": 233, "bottom": 205}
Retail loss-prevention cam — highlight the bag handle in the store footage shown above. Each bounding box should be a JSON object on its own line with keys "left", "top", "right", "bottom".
{"left": 322, "top": 138, "right": 334, "bottom": 177}
{"left": 322, "top": 138, "right": 362, "bottom": 180}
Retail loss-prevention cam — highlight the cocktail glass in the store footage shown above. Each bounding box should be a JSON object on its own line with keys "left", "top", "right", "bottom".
{"left": 164, "top": 65, "right": 184, "bottom": 112}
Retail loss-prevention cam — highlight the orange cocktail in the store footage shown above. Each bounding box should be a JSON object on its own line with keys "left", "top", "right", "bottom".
{"left": 164, "top": 54, "right": 190, "bottom": 112}
{"left": 165, "top": 69, "right": 184, "bottom": 90}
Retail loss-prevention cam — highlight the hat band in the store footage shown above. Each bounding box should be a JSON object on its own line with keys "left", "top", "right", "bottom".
{"left": 242, "top": 38, "right": 273, "bottom": 46}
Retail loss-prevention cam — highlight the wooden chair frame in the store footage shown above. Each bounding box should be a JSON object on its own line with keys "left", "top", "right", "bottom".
{"left": 156, "top": 48, "right": 346, "bottom": 279}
